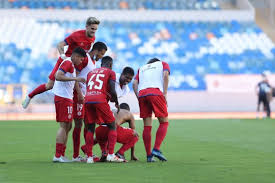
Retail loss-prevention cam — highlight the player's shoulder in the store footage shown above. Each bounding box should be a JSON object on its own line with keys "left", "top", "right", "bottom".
{"left": 71, "top": 29, "right": 86, "bottom": 37}
{"left": 161, "top": 61, "right": 169, "bottom": 65}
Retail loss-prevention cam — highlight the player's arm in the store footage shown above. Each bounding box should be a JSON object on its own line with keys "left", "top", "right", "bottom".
{"left": 57, "top": 41, "right": 67, "bottom": 59}
{"left": 133, "top": 69, "right": 139, "bottom": 98}
{"left": 74, "top": 79, "right": 84, "bottom": 104}
{"left": 163, "top": 70, "right": 169, "bottom": 105}
{"left": 109, "top": 80, "right": 120, "bottom": 112}
{"left": 127, "top": 113, "right": 138, "bottom": 161}
{"left": 133, "top": 80, "right": 139, "bottom": 98}
{"left": 55, "top": 70, "right": 85, "bottom": 83}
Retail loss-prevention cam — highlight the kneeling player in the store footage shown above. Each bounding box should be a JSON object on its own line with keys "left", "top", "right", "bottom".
{"left": 96, "top": 103, "right": 139, "bottom": 162}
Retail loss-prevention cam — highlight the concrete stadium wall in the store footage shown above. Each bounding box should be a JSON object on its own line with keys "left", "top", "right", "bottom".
{"left": 2, "top": 91, "right": 273, "bottom": 113}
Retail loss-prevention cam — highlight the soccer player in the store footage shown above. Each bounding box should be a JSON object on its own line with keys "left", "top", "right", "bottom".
{"left": 95, "top": 103, "right": 139, "bottom": 162}
{"left": 72, "top": 42, "right": 107, "bottom": 162}
{"left": 133, "top": 58, "right": 170, "bottom": 162}
{"left": 84, "top": 56, "right": 124, "bottom": 163}
{"left": 256, "top": 73, "right": 272, "bottom": 118}
{"left": 22, "top": 17, "right": 100, "bottom": 109}
{"left": 52, "top": 47, "right": 87, "bottom": 163}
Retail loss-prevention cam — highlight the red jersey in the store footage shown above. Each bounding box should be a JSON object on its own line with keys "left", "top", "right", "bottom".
{"left": 85, "top": 67, "right": 116, "bottom": 103}
{"left": 64, "top": 30, "right": 95, "bottom": 57}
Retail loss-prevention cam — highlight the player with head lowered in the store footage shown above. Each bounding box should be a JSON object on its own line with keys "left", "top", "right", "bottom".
{"left": 133, "top": 58, "right": 170, "bottom": 162}
{"left": 22, "top": 17, "right": 100, "bottom": 109}
{"left": 84, "top": 56, "right": 124, "bottom": 163}
{"left": 52, "top": 47, "right": 87, "bottom": 163}
{"left": 71, "top": 41, "right": 107, "bottom": 162}
{"left": 95, "top": 102, "right": 139, "bottom": 162}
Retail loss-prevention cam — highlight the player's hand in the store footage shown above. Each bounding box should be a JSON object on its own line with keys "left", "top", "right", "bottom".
{"left": 133, "top": 130, "right": 139, "bottom": 137}
{"left": 75, "top": 77, "right": 86, "bottom": 84}
{"left": 131, "top": 155, "right": 138, "bottom": 161}
{"left": 77, "top": 93, "right": 84, "bottom": 104}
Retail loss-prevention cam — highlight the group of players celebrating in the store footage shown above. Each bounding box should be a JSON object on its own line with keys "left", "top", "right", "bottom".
{"left": 22, "top": 17, "right": 170, "bottom": 163}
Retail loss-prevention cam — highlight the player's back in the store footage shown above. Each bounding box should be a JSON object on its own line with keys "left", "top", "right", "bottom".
{"left": 138, "top": 61, "right": 167, "bottom": 92}
{"left": 85, "top": 67, "right": 116, "bottom": 103}
{"left": 65, "top": 30, "right": 95, "bottom": 57}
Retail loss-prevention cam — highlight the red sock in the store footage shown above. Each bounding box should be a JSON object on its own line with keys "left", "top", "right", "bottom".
{"left": 143, "top": 126, "right": 152, "bottom": 156}
{"left": 81, "top": 144, "right": 86, "bottom": 154}
{"left": 118, "top": 136, "right": 139, "bottom": 155}
{"left": 62, "top": 145, "right": 66, "bottom": 157}
{"left": 98, "top": 140, "right": 108, "bottom": 154}
{"left": 73, "top": 127, "right": 81, "bottom": 158}
{"left": 28, "top": 84, "right": 47, "bottom": 98}
{"left": 84, "top": 128, "right": 87, "bottom": 142}
{"left": 55, "top": 143, "right": 63, "bottom": 158}
{"left": 154, "top": 122, "right": 169, "bottom": 150}
{"left": 85, "top": 131, "right": 94, "bottom": 157}
{"left": 108, "top": 130, "right": 117, "bottom": 154}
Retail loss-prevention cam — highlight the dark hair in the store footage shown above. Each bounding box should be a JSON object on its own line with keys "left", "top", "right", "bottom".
{"left": 72, "top": 47, "right": 87, "bottom": 57}
{"left": 92, "top": 42, "right": 107, "bottom": 52}
{"left": 122, "top": 67, "right": 134, "bottom": 76}
{"left": 101, "top": 56, "right": 113, "bottom": 66}
{"left": 86, "top": 17, "right": 100, "bottom": 26}
{"left": 120, "top": 103, "right": 130, "bottom": 111}
{"left": 147, "top": 58, "right": 160, "bottom": 64}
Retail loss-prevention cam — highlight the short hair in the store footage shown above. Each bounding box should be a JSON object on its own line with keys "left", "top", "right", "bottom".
{"left": 120, "top": 103, "right": 130, "bottom": 111}
{"left": 101, "top": 56, "right": 113, "bottom": 66}
{"left": 92, "top": 42, "right": 107, "bottom": 52}
{"left": 86, "top": 17, "right": 100, "bottom": 26}
{"left": 122, "top": 67, "right": 134, "bottom": 76}
{"left": 147, "top": 58, "right": 160, "bottom": 64}
{"left": 72, "top": 47, "right": 86, "bottom": 57}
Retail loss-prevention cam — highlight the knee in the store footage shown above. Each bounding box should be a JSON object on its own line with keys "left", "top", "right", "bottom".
{"left": 87, "top": 123, "right": 95, "bottom": 133}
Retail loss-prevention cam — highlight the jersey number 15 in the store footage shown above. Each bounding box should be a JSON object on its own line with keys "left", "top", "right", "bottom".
{"left": 88, "top": 74, "right": 105, "bottom": 90}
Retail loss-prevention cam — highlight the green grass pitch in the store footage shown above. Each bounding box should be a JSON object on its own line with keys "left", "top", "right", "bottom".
{"left": 0, "top": 119, "right": 275, "bottom": 183}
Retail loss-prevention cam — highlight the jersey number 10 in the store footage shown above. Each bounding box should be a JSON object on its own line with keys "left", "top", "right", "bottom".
{"left": 88, "top": 74, "right": 105, "bottom": 90}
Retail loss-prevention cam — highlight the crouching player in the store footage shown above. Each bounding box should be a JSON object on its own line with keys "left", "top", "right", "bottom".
{"left": 96, "top": 103, "right": 139, "bottom": 162}
{"left": 52, "top": 47, "right": 87, "bottom": 163}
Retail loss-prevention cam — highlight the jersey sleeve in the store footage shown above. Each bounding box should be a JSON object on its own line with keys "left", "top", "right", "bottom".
{"left": 162, "top": 61, "right": 170, "bottom": 74}
{"left": 64, "top": 31, "right": 76, "bottom": 46}
{"left": 134, "top": 69, "right": 139, "bottom": 82}
{"left": 59, "top": 61, "right": 74, "bottom": 73}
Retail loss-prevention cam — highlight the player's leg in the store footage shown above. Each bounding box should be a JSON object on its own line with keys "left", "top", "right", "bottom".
{"left": 256, "top": 96, "right": 261, "bottom": 118}
{"left": 72, "top": 96, "right": 85, "bottom": 160}
{"left": 95, "top": 126, "right": 109, "bottom": 161}
{"left": 22, "top": 58, "right": 62, "bottom": 109}
{"left": 62, "top": 122, "right": 72, "bottom": 160}
{"left": 138, "top": 96, "right": 155, "bottom": 162}
{"left": 151, "top": 95, "right": 169, "bottom": 161}
{"left": 263, "top": 96, "right": 271, "bottom": 118}
{"left": 84, "top": 103, "right": 96, "bottom": 163}
{"left": 53, "top": 95, "right": 73, "bottom": 162}
{"left": 116, "top": 127, "right": 139, "bottom": 161}
{"left": 53, "top": 122, "right": 71, "bottom": 163}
